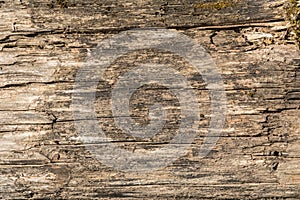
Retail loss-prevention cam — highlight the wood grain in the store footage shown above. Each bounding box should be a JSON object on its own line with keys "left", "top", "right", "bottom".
{"left": 0, "top": 0, "right": 299, "bottom": 199}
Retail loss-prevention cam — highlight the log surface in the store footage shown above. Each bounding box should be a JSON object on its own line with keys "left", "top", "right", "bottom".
{"left": 0, "top": 0, "right": 299, "bottom": 199}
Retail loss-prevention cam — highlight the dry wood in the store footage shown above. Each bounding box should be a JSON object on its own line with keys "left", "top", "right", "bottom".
{"left": 0, "top": 0, "right": 299, "bottom": 199}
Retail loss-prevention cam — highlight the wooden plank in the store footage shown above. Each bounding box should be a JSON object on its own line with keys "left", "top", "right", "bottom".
{"left": 0, "top": 0, "right": 299, "bottom": 199}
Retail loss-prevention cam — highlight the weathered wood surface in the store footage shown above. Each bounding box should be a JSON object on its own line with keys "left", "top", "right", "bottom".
{"left": 0, "top": 0, "right": 299, "bottom": 199}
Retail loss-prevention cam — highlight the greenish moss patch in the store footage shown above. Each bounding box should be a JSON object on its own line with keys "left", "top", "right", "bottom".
{"left": 195, "top": 0, "right": 237, "bottom": 11}
{"left": 48, "top": 0, "right": 70, "bottom": 9}
{"left": 287, "top": 0, "right": 300, "bottom": 46}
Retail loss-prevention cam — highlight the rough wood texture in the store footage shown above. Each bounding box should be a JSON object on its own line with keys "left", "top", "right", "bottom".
{"left": 0, "top": 0, "right": 299, "bottom": 199}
